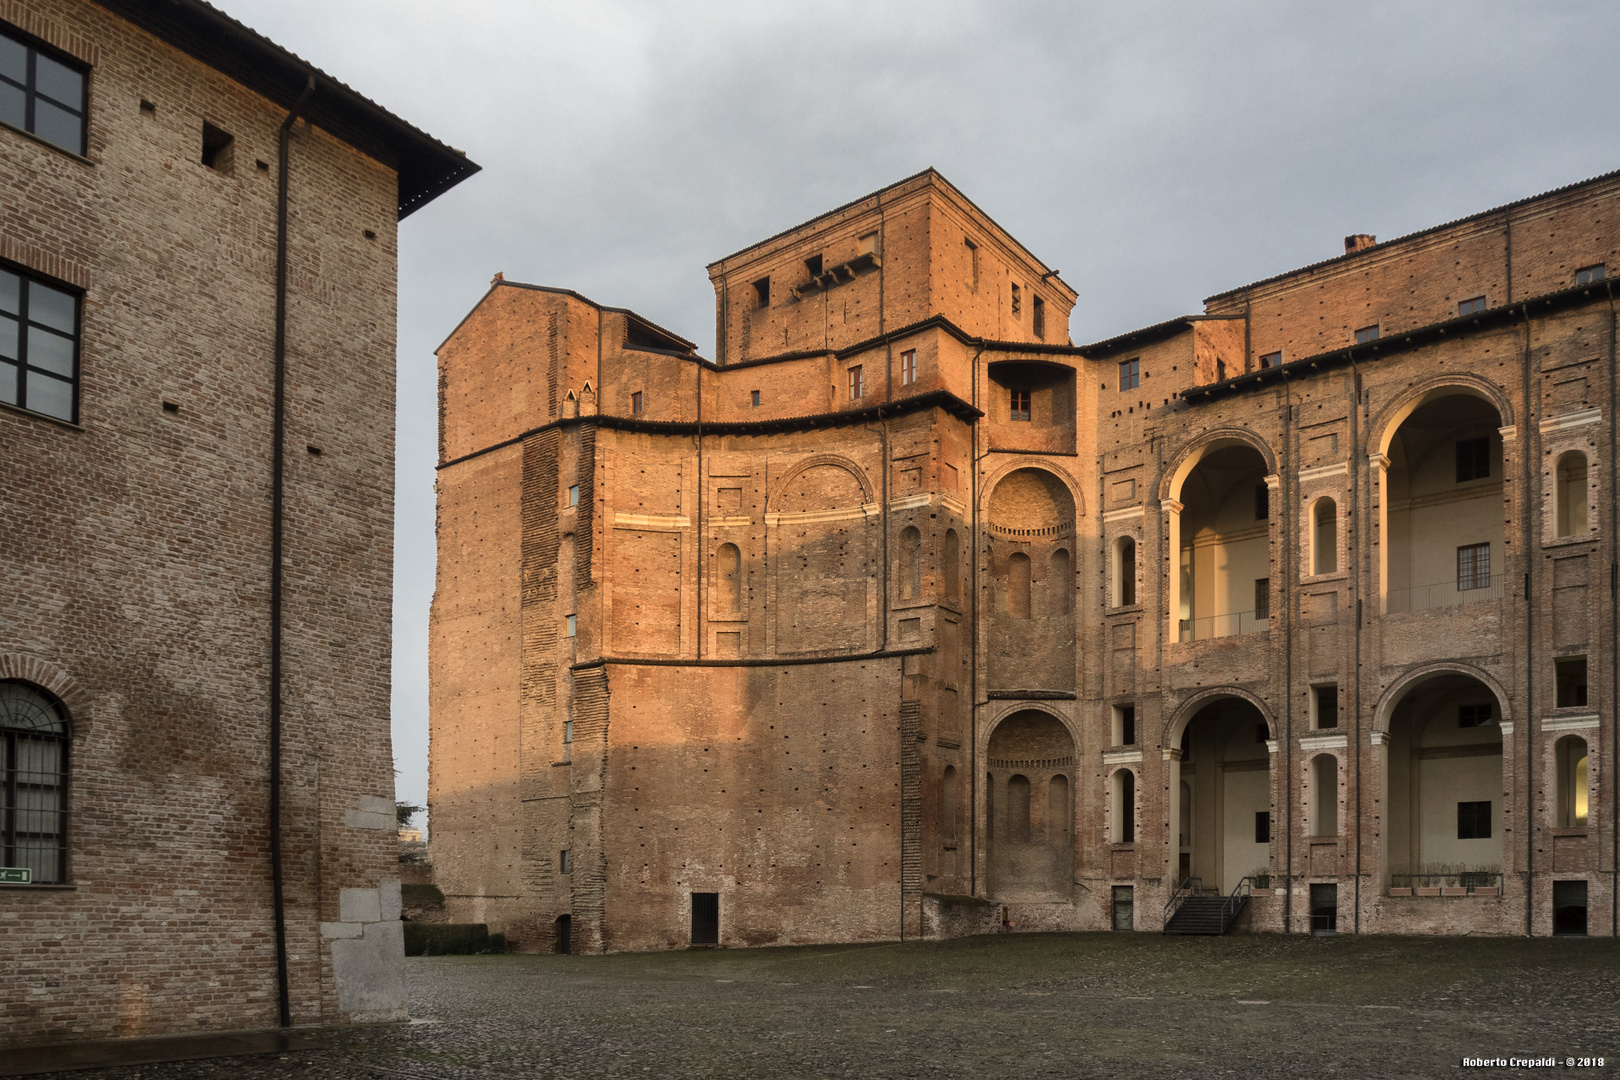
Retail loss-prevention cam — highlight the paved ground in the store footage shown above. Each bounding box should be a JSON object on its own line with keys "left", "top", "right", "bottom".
{"left": 52, "top": 933, "right": 1620, "bottom": 1079}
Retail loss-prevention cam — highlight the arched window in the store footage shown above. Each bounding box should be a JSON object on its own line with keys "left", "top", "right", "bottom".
{"left": 943, "top": 529, "right": 961, "bottom": 602}
{"left": 716, "top": 543, "right": 742, "bottom": 613}
{"left": 899, "top": 526, "right": 922, "bottom": 600}
{"left": 1113, "top": 536, "right": 1137, "bottom": 607}
{"left": 942, "top": 765, "right": 958, "bottom": 842}
{"left": 1048, "top": 774, "right": 1070, "bottom": 839}
{"left": 1111, "top": 769, "right": 1135, "bottom": 843}
{"left": 1, "top": 682, "right": 69, "bottom": 884}
{"left": 1556, "top": 451, "right": 1589, "bottom": 538}
{"left": 1050, "top": 549, "right": 1071, "bottom": 614}
{"left": 1007, "top": 774, "right": 1031, "bottom": 841}
{"left": 1007, "top": 552, "right": 1031, "bottom": 619}
{"left": 1313, "top": 498, "right": 1338, "bottom": 574}
{"left": 1557, "top": 736, "right": 1589, "bottom": 827}
{"left": 1310, "top": 754, "right": 1338, "bottom": 837}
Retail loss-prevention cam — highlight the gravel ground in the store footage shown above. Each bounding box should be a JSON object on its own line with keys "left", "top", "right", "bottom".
{"left": 55, "top": 933, "right": 1620, "bottom": 1079}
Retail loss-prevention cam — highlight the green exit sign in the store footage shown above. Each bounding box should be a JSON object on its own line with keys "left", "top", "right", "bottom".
{"left": 0, "top": 868, "right": 32, "bottom": 884}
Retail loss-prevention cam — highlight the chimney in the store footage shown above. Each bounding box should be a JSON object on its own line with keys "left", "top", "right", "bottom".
{"left": 1344, "top": 234, "right": 1376, "bottom": 254}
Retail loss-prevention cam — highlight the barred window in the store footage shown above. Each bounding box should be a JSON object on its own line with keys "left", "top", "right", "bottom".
{"left": 1, "top": 266, "right": 80, "bottom": 422}
{"left": 1457, "top": 542, "right": 1491, "bottom": 590}
{"left": 0, "top": 27, "right": 88, "bottom": 156}
{"left": 1, "top": 682, "right": 69, "bottom": 884}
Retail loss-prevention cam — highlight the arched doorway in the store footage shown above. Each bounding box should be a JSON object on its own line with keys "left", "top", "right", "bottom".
{"left": 986, "top": 710, "right": 1075, "bottom": 899}
{"left": 1383, "top": 672, "right": 1504, "bottom": 886}
{"left": 1167, "top": 696, "right": 1273, "bottom": 893}
{"left": 985, "top": 469, "right": 1076, "bottom": 691}
{"left": 1168, "top": 443, "right": 1272, "bottom": 641}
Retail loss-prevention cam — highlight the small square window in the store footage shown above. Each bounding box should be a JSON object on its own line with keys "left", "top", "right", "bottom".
{"left": 1576, "top": 264, "right": 1606, "bottom": 286}
{"left": 1458, "top": 295, "right": 1486, "bottom": 316}
{"left": 848, "top": 365, "right": 863, "bottom": 400}
{"left": 566, "top": 614, "right": 577, "bottom": 637}
{"left": 1456, "top": 436, "right": 1490, "bottom": 482}
{"left": 201, "top": 121, "right": 235, "bottom": 172}
{"left": 1010, "top": 388, "right": 1030, "bottom": 422}
{"left": 568, "top": 484, "right": 579, "bottom": 507}
{"left": 631, "top": 391, "right": 643, "bottom": 414}
{"left": 804, "top": 254, "right": 823, "bottom": 277}
{"left": 1354, "top": 325, "right": 1380, "bottom": 344}
{"left": 1259, "top": 351, "right": 1282, "bottom": 369}
{"left": 752, "top": 277, "right": 770, "bottom": 308}
{"left": 559, "top": 849, "right": 573, "bottom": 873}
{"left": 750, "top": 389, "right": 761, "bottom": 407}
{"left": 900, "top": 349, "right": 916, "bottom": 386}
{"left": 1254, "top": 811, "right": 1271, "bottom": 844}
{"left": 1457, "top": 800, "right": 1491, "bottom": 840}
{"left": 563, "top": 720, "right": 574, "bottom": 744}
{"left": 1032, "top": 296, "right": 1045, "bottom": 340}
{"left": 1119, "top": 358, "right": 1140, "bottom": 391}
{"left": 1457, "top": 703, "right": 1493, "bottom": 728}
{"left": 1457, "top": 542, "right": 1491, "bottom": 590}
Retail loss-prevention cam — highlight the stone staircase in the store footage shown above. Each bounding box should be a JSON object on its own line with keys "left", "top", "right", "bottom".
{"left": 1163, "top": 890, "right": 1249, "bottom": 935}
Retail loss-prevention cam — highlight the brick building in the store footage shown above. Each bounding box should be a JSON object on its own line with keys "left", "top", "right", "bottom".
{"left": 1, "top": 0, "right": 474, "bottom": 1048}
{"left": 431, "top": 167, "right": 1614, "bottom": 951}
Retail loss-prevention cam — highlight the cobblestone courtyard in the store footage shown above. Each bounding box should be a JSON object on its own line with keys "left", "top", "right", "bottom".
{"left": 60, "top": 933, "right": 1619, "bottom": 1079}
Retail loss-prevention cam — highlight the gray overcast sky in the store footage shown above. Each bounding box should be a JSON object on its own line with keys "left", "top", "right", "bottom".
{"left": 215, "top": 0, "right": 1620, "bottom": 824}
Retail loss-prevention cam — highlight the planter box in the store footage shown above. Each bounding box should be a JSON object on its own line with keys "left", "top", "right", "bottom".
{"left": 1441, "top": 887, "right": 1468, "bottom": 896}
{"left": 1471, "top": 886, "right": 1499, "bottom": 897}
{"left": 1387, "top": 887, "right": 1412, "bottom": 896}
{"left": 1415, "top": 887, "right": 1442, "bottom": 896}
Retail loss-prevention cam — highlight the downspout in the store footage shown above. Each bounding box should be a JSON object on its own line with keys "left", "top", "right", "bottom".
{"left": 1282, "top": 371, "right": 1295, "bottom": 933}
{"left": 1350, "top": 358, "right": 1362, "bottom": 935}
{"left": 696, "top": 358, "right": 703, "bottom": 659}
{"left": 969, "top": 341, "right": 985, "bottom": 897}
{"left": 270, "top": 73, "right": 316, "bottom": 1030}
{"left": 1521, "top": 303, "right": 1535, "bottom": 937}
{"left": 1607, "top": 280, "right": 1619, "bottom": 938}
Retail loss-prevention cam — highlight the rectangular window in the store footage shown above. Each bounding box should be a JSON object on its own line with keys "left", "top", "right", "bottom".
{"left": 1009, "top": 388, "right": 1030, "bottom": 422}
{"left": 1032, "top": 295, "right": 1046, "bottom": 340}
{"left": 630, "top": 391, "right": 643, "bottom": 414}
{"left": 691, "top": 891, "right": 720, "bottom": 945}
{"left": 964, "top": 237, "right": 979, "bottom": 289}
{"left": 1457, "top": 800, "right": 1492, "bottom": 840}
{"left": 1556, "top": 656, "right": 1588, "bottom": 708}
{"left": 1259, "top": 350, "right": 1281, "bottom": 369}
{"left": 201, "top": 121, "right": 234, "bottom": 173}
{"left": 563, "top": 720, "right": 574, "bottom": 744}
{"left": 1118, "top": 358, "right": 1140, "bottom": 391}
{"left": 1111, "top": 886, "right": 1133, "bottom": 931}
{"left": 558, "top": 849, "right": 572, "bottom": 873}
{"left": 0, "top": 28, "right": 87, "bottom": 156}
{"left": 1114, "top": 704, "right": 1136, "bottom": 746}
{"left": 1457, "top": 542, "right": 1491, "bottom": 590}
{"left": 848, "top": 365, "right": 863, "bottom": 400}
{"left": 1010, "top": 282, "right": 1021, "bottom": 315}
{"left": 804, "top": 254, "right": 822, "bottom": 277}
{"left": 0, "top": 266, "right": 80, "bottom": 423}
{"left": 900, "top": 349, "right": 916, "bottom": 386}
{"left": 1254, "top": 811, "right": 1271, "bottom": 844}
{"left": 1354, "top": 325, "right": 1380, "bottom": 344}
{"left": 1457, "top": 703, "right": 1493, "bottom": 728}
{"left": 1456, "top": 436, "right": 1490, "bottom": 482}
{"left": 1314, "top": 685, "right": 1339, "bottom": 730}
{"left": 566, "top": 614, "right": 577, "bottom": 637}
{"left": 752, "top": 276, "right": 770, "bottom": 308}
{"left": 1458, "top": 295, "right": 1486, "bottom": 316}
{"left": 1576, "top": 264, "right": 1606, "bottom": 286}
{"left": 568, "top": 484, "right": 579, "bottom": 507}
{"left": 750, "top": 389, "right": 760, "bottom": 407}
{"left": 1253, "top": 578, "right": 1270, "bottom": 620}
{"left": 1254, "top": 483, "right": 1269, "bottom": 520}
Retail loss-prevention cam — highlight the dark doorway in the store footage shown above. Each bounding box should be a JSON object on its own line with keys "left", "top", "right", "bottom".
{"left": 691, "top": 892, "right": 720, "bottom": 946}
{"left": 555, "top": 914, "right": 571, "bottom": 955}
{"left": 1111, "top": 886, "right": 1134, "bottom": 931}
{"left": 1310, "top": 883, "right": 1338, "bottom": 935}
{"left": 1553, "top": 880, "right": 1588, "bottom": 936}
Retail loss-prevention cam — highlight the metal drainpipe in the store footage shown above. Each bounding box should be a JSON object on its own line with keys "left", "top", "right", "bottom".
{"left": 1282, "top": 371, "right": 1294, "bottom": 934}
{"left": 1350, "top": 359, "right": 1362, "bottom": 935}
{"left": 270, "top": 74, "right": 316, "bottom": 1030}
{"left": 695, "top": 358, "right": 703, "bottom": 660}
{"left": 1607, "top": 279, "right": 1619, "bottom": 939}
{"left": 968, "top": 341, "right": 984, "bottom": 898}
{"left": 1521, "top": 303, "right": 1535, "bottom": 937}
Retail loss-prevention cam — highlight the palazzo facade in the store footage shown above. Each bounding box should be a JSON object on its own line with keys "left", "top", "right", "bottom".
{"left": 432, "top": 167, "right": 1614, "bottom": 950}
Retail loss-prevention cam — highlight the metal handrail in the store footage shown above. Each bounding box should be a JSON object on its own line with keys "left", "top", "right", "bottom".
{"left": 1384, "top": 573, "right": 1506, "bottom": 614}
{"left": 1164, "top": 875, "right": 1202, "bottom": 923}
{"left": 1220, "top": 876, "right": 1253, "bottom": 928}
{"left": 1389, "top": 872, "right": 1503, "bottom": 891}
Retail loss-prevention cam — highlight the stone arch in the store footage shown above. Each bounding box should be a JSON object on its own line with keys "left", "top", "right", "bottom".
{"left": 984, "top": 706, "right": 1077, "bottom": 900}
{"left": 978, "top": 458, "right": 1086, "bottom": 519}
{"left": 767, "top": 454, "right": 874, "bottom": 511}
{"left": 1161, "top": 686, "right": 1276, "bottom": 748}
{"left": 1368, "top": 376, "right": 1514, "bottom": 460}
{"left": 984, "top": 468, "right": 1078, "bottom": 691}
{"left": 1158, "top": 427, "right": 1279, "bottom": 504}
{"left": 980, "top": 700, "right": 1081, "bottom": 756}
{"left": 1372, "top": 661, "right": 1513, "bottom": 733}
{"left": 0, "top": 653, "right": 90, "bottom": 741}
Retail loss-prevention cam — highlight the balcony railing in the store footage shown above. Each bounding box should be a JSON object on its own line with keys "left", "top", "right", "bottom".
{"left": 1384, "top": 573, "right": 1506, "bottom": 615}
{"left": 1389, "top": 871, "right": 1503, "bottom": 892}
{"left": 1179, "top": 609, "right": 1266, "bottom": 642}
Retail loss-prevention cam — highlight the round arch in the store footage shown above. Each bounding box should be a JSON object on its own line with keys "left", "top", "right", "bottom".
{"left": 1371, "top": 661, "right": 1513, "bottom": 733}
{"left": 979, "top": 701, "right": 1080, "bottom": 760}
{"left": 978, "top": 459, "right": 1087, "bottom": 519}
{"left": 1158, "top": 428, "right": 1278, "bottom": 504}
{"left": 1367, "top": 376, "right": 1515, "bottom": 460}
{"left": 766, "top": 453, "right": 875, "bottom": 511}
{"left": 0, "top": 653, "right": 89, "bottom": 741}
{"left": 1161, "top": 686, "right": 1277, "bottom": 748}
